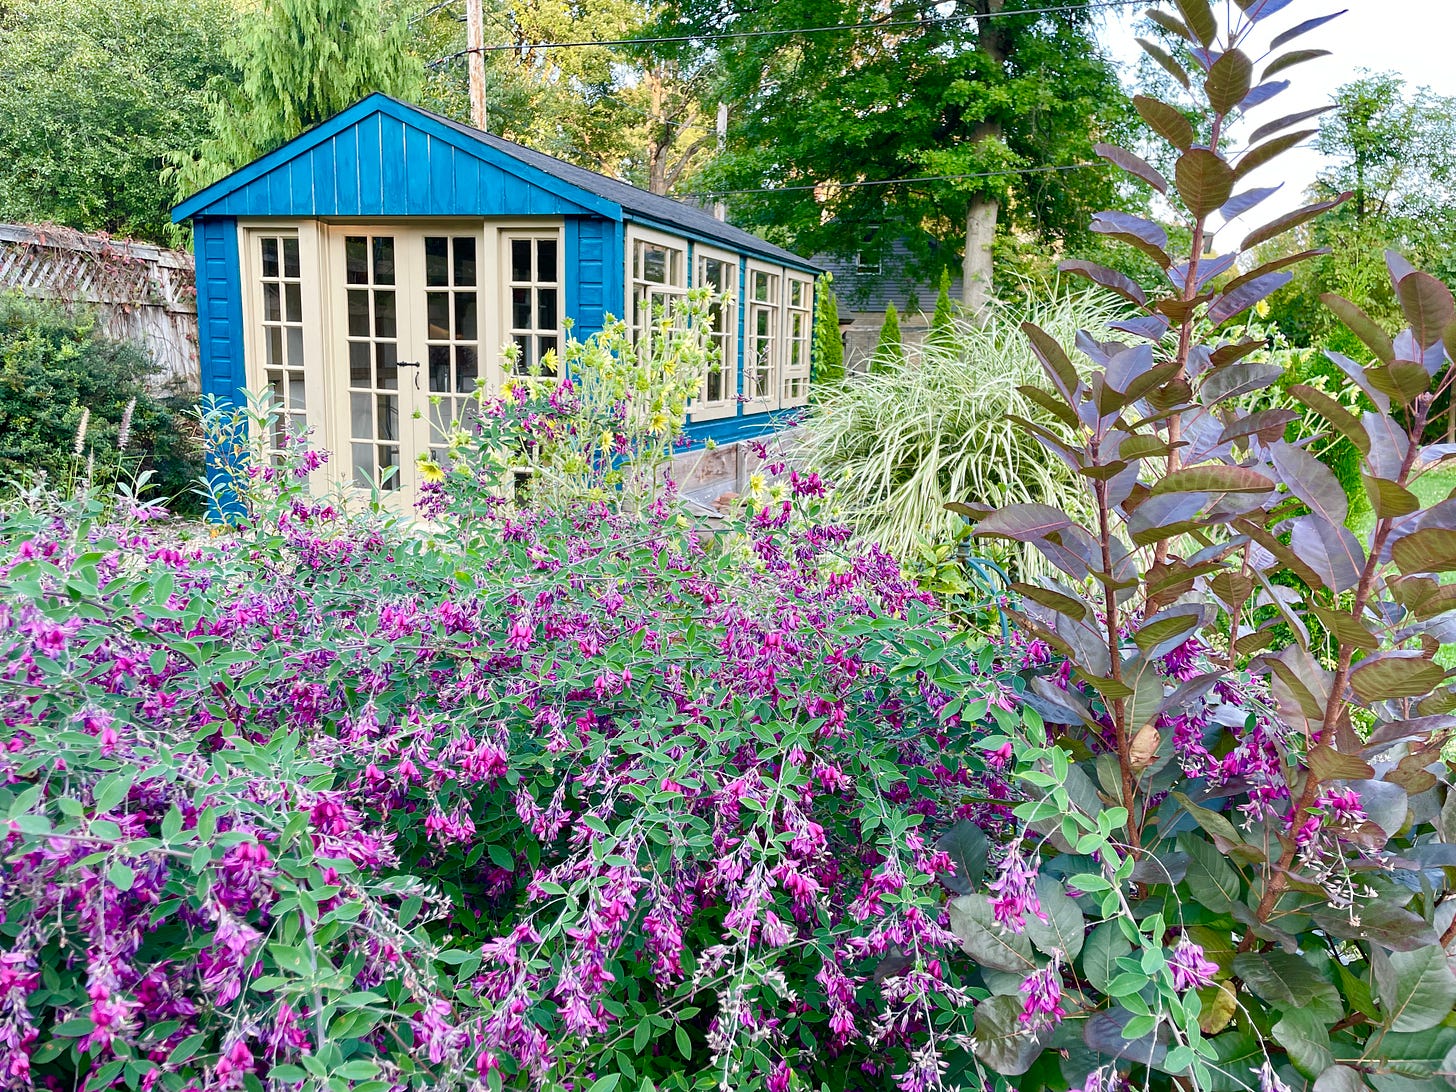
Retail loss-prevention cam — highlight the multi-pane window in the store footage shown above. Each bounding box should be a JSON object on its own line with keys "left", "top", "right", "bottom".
{"left": 505, "top": 235, "right": 561, "bottom": 375}
{"left": 425, "top": 235, "right": 481, "bottom": 461}
{"left": 782, "top": 276, "right": 812, "bottom": 407}
{"left": 630, "top": 236, "right": 687, "bottom": 350}
{"left": 693, "top": 252, "right": 737, "bottom": 417}
{"left": 747, "top": 268, "right": 781, "bottom": 407}
{"left": 257, "top": 234, "right": 306, "bottom": 450}
{"left": 344, "top": 234, "right": 403, "bottom": 491}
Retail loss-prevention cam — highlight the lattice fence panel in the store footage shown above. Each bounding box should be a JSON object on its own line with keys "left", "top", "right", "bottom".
{"left": 0, "top": 223, "right": 199, "bottom": 394}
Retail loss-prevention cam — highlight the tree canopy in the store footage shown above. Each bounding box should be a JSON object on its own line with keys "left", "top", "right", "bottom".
{"left": 641, "top": 0, "right": 1130, "bottom": 309}
{"left": 0, "top": 0, "right": 240, "bottom": 244}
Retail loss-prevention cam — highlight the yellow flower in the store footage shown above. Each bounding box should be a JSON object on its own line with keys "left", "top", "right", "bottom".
{"left": 600, "top": 430, "right": 617, "bottom": 450}
{"left": 748, "top": 472, "right": 766, "bottom": 494}
{"left": 501, "top": 379, "right": 516, "bottom": 399}
{"left": 416, "top": 456, "right": 446, "bottom": 484}
{"left": 1255, "top": 299, "right": 1271, "bottom": 318}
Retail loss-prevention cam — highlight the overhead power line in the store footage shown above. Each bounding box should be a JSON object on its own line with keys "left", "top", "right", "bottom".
{"left": 428, "top": 0, "right": 1144, "bottom": 64}
{"left": 686, "top": 161, "right": 1105, "bottom": 199}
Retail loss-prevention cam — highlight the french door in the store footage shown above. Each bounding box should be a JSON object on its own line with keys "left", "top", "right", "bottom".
{"left": 327, "top": 226, "right": 485, "bottom": 497}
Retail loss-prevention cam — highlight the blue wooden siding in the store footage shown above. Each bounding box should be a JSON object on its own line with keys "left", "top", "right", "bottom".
{"left": 195, "top": 217, "right": 245, "bottom": 404}
{"left": 564, "top": 217, "right": 619, "bottom": 343}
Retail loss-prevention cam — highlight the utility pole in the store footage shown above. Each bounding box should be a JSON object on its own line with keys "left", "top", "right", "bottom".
{"left": 713, "top": 102, "right": 728, "bottom": 221}
{"left": 466, "top": 0, "right": 488, "bottom": 131}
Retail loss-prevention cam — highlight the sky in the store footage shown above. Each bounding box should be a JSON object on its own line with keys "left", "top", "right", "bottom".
{"left": 1096, "top": 0, "right": 1456, "bottom": 235}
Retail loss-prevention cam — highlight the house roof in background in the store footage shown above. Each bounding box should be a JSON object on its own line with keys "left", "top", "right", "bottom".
{"left": 173, "top": 94, "right": 819, "bottom": 273}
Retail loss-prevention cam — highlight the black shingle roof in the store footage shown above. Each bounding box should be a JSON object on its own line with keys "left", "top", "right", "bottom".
{"left": 409, "top": 99, "right": 819, "bottom": 273}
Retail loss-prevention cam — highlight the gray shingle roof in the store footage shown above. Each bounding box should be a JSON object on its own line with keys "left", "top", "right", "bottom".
{"left": 409, "top": 99, "right": 820, "bottom": 273}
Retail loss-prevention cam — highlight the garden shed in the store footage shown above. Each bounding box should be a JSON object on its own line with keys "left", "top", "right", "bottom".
{"left": 173, "top": 93, "right": 820, "bottom": 498}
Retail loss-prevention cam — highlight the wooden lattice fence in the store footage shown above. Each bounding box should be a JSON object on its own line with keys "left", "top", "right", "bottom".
{"left": 0, "top": 223, "right": 199, "bottom": 395}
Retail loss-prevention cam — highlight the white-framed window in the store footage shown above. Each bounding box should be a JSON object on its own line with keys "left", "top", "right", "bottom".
{"left": 856, "top": 253, "right": 880, "bottom": 274}
{"left": 342, "top": 232, "right": 404, "bottom": 491}
{"left": 745, "top": 263, "right": 782, "bottom": 409}
{"left": 424, "top": 233, "right": 482, "bottom": 462}
{"left": 503, "top": 231, "right": 562, "bottom": 376}
{"left": 782, "top": 274, "right": 813, "bottom": 407}
{"left": 628, "top": 229, "right": 688, "bottom": 351}
{"left": 690, "top": 246, "right": 738, "bottom": 421}
{"left": 254, "top": 232, "right": 307, "bottom": 451}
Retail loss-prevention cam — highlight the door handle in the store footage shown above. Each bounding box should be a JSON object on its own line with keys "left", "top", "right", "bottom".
{"left": 398, "top": 360, "right": 421, "bottom": 390}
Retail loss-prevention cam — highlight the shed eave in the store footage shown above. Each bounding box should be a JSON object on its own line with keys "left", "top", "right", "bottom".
{"left": 625, "top": 213, "right": 823, "bottom": 276}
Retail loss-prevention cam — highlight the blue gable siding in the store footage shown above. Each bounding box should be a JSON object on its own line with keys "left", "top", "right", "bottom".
{"left": 190, "top": 113, "right": 603, "bottom": 220}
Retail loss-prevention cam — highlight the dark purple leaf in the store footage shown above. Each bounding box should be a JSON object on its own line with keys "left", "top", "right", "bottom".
{"left": 1321, "top": 293, "right": 1395, "bottom": 364}
{"left": 1241, "top": 193, "right": 1350, "bottom": 251}
{"left": 1327, "top": 349, "right": 1391, "bottom": 413}
{"left": 1241, "top": 0, "right": 1296, "bottom": 21}
{"left": 1228, "top": 251, "right": 1333, "bottom": 296}
{"left": 1218, "top": 409, "right": 1299, "bottom": 445}
{"left": 1128, "top": 492, "right": 1207, "bottom": 546}
{"left": 1091, "top": 211, "right": 1170, "bottom": 267}
{"left": 1263, "top": 49, "right": 1331, "bottom": 80}
{"left": 1093, "top": 142, "right": 1168, "bottom": 193}
{"left": 1349, "top": 653, "right": 1446, "bottom": 702}
{"left": 1392, "top": 527, "right": 1456, "bottom": 575}
{"left": 1145, "top": 8, "right": 1195, "bottom": 44}
{"left": 973, "top": 504, "right": 1074, "bottom": 543}
{"left": 1270, "top": 12, "right": 1344, "bottom": 50}
{"left": 1167, "top": 252, "right": 1239, "bottom": 293}
{"left": 1218, "top": 184, "right": 1282, "bottom": 222}
{"left": 1109, "top": 315, "right": 1171, "bottom": 342}
{"left": 1387, "top": 250, "right": 1417, "bottom": 285}
{"left": 1396, "top": 271, "right": 1455, "bottom": 349}
{"left": 1239, "top": 80, "right": 1289, "bottom": 111}
{"left": 1205, "top": 49, "right": 1254, "bottom": 115}
{"left": 1207, "top": 271, "right": 1293, "bottom": 325}
{"left": 1151, "top": 465, "right": 1274, "bottom": 496}
{"left": 1249, "top": 104, "right": 1335, "bottom": 144}
{"left": 1364, "top": 475, "right": 1420, "bottom": 519}
{"left": 1058, "top": 260, "right": 1147, "bottom": 307}
{"left": 1175, "top": 0, "right": 1217, "bottom": 45}
{"left": 1135, "top": 95, "right": 1194, "bottom": 151}
{"left": 1234, "top": 129, "right": 1318, "bottom": 180}
{"left": 1271, "top": 440, "right": 1347, "bottom": 525}
{"left": 1021, "top": 321, "right": 1081, "bottom": 397}
{"left": 1199, "top": 362, "right": 1283, "bottom": 403}
{"left": 1189, "top": 46, "right": 1218, "bottom": 72}
{"left": 1310, "top": 901, "right": 1437, "bottom": 952}
{"left": 1138, "top": 37, "right": 1190, "bottom": 90}
{"left": 1176, "top": 149, "right": 1236, "bottom": 219}
{"left": 1361, "top": 407, "right": 1410, "bottom": 479}
{"left": 1084, "top": 1009, "right": 1168, "bottom": 1067}
{"left": 1288, "top": 384, "right": 1369, "bottom": 455}
{"left": 1105, "top": 343, "right": 1156, "bottom": 394}
{"left": 1290, "top": 514, "right": 1363, "bottom": 593}
{"left": 1392, "top": 330, "right": 1447, "bottom": 375}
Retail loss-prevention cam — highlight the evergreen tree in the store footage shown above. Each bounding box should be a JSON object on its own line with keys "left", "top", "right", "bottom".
{"left": 812, "top": 273, "right": 845, "bottom": 389}
{"left": 871, "top": 304, "right": 904, "bottom": 374}
{"left": 929, "top": 269, "right": 956, "bottom": 342}
{"left": 176, "top": 0, "right": 422, "bottom": 193}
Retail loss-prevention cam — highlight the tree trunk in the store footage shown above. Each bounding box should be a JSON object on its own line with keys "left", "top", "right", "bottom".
{"left": 963, "top": 194, "right": 998, "bottom": 320}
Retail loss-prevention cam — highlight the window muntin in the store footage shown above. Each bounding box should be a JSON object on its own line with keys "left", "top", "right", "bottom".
{"left": 256, "top": 233, "right": 306, "bottom": 452}
{"left": 343, "top": 233, "right": 403, "bottom": 491}
{"left": 424, "top": 234, "right": 481, "bottom": 462}
{"left": 630, "top": 234, "right": 688, "bottom": 350}
{"left": 692, "top": 250, "right": 737, "bottom": 417}
{"left": 504, "top": 234, "right": 561, "bottom": 375}
{"left": 782, "top": 275, "right": 812, "bottom": 407}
